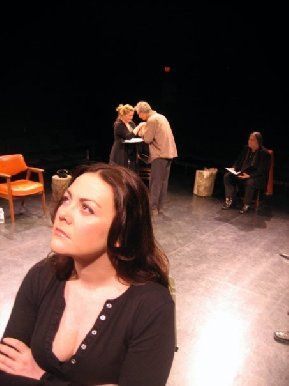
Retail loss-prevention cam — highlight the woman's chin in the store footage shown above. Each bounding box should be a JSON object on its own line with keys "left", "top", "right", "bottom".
{"left": 50, "top": 239, "right": 70, "bottom": 255}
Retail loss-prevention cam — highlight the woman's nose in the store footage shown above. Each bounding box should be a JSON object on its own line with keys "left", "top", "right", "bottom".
{"left": 58, "top": 203, "right": 74, "bottom": 223}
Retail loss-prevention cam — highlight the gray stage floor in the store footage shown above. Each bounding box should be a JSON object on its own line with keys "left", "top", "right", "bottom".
{"left": 0, "top": 170, "right": 289, "bottom": 386}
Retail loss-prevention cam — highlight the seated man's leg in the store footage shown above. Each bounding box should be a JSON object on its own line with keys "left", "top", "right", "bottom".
{"left": 243, "top": 178, "right": 256, "bottom": 205}
{"left": 222, "top": 172, "right": 238, "bottom": 209}
{"left": 223, "top": 172, "right": 236, "bottom": 198}
{"left": 240, "top": 178, "right": 256, "bottom": 213}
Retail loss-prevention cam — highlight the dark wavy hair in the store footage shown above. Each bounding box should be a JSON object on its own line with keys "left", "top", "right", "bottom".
{"left": 49, "top": 163, "right": 170, "bottom": 288}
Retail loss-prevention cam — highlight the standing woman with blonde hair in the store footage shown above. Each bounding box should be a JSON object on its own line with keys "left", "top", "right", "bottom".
{"left": 109, "top": 104, "right": 139, "bottom": 170}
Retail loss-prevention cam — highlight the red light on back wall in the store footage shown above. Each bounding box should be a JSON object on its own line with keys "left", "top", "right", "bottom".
{"left": 164, "top": 66, "right": 171, "bottom": 73}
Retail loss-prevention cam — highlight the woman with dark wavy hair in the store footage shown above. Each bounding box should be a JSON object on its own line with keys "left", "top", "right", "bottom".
{"left": 0, "top": 163, "right": 175, "bottom": 386}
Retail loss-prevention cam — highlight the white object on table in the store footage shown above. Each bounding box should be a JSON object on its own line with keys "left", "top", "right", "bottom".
{"left": 123, "top": 138, "right": 143, "bottom": 143}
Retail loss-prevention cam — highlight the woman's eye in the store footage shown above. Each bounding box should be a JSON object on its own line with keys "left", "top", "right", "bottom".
{"left": 82, "top": 203, "right": 94, "bottom": 214}
{"left": 60, "top": 195, "right": 69, "bottom": 205}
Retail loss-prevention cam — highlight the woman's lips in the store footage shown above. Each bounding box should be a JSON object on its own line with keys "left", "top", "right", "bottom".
{"left": 54, "top": 227, "right": 70, "bottom": 239}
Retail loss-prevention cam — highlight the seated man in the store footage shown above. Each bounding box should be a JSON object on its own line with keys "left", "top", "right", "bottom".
{"left": 222, "top": 131, "right": 270, "bottom": 214}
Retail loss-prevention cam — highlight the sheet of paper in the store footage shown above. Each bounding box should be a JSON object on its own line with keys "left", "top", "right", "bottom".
{"left": 123, "top": 138, "right": 143, "bottom": 143}
{"left": 225, "top": 167, "right": 241, "bottom": 175}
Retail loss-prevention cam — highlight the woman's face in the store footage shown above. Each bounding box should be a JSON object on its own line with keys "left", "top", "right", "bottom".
{"left": 122, "top": 110, "right": 134, "bottom": 123}
{"left": 248, "top": 134, "right": 259, "bottom": 151}
{"left": 51, "top": 173, "right": 115, "bottom": 261}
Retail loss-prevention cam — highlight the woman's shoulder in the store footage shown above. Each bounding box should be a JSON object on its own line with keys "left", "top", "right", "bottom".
{"left": 23, "top": 258, "right": 57, "bottom": 290}
{"left": 26, "top": 257, "right": 55, "bottom": 276}
{"left": 114, "top": 119, "right": 125, "bottom": 128}
{"left": 122, "top": 282, "right": 175, "bottom": 333}
{"left": 13, "top": 258, "right": 59, "bottom": 306}
{"left": 128, "top": 282, "right": 174, "bottom": 309}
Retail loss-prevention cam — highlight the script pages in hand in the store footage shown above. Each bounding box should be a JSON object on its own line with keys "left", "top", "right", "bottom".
{"left": 225, "top": 167, "right": 241, "bottom": 176}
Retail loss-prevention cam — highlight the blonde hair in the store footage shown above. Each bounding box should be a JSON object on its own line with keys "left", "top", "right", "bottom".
{"left": 116, "top": 104, "right": 134, "bottom": 117}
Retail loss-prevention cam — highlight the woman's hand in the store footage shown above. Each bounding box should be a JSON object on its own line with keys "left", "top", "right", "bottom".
{"left": 132, "top": 126, "right": 139, "bottom": 135}
{"left": 133, "top": 122, "right": 146, "bottom": 136}
{"left": 0, "top": 338, "right": 45, "bottom": 380}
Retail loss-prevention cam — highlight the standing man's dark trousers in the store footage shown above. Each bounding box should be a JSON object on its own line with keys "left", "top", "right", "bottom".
{"left": 223, "top": 172, "right": 257, "bottom": 205}
{"left": 150, "top": 158, "right": 172, "bottom": 211}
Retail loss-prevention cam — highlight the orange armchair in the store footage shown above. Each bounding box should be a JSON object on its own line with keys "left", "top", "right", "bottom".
{"left": 0, "top": 154, "right": 47, "bottom": 223}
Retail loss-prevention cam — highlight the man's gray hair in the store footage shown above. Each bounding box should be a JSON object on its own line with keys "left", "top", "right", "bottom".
{"left": 134, "top": 101, "right": 152, "bottom": 114}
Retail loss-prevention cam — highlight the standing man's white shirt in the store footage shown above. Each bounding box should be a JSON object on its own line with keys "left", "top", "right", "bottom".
{"left": 142, "top": 111, "right": 177, "bottom": 163}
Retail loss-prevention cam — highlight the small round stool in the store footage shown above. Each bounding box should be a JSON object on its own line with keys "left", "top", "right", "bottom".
{"left": 51, "top": 174, "right": 72, "bottom": 205}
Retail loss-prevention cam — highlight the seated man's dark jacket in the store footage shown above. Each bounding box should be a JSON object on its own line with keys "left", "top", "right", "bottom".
{"left": 233, "top": 145, "right": 271, "bottom": 189}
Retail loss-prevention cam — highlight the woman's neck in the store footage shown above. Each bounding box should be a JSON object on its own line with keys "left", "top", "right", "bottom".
{"left": 73, "top": 253, "right": 117, "bottom": 288}
{"left": 120, "top": 117, "right": 129, "bottom": 124}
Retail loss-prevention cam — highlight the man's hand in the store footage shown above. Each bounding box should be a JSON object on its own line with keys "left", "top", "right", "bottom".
{"left": 238, "top": 172, "right": 250, "bottom": 179}
{"left": 0, "top": 338, "right": 45, "bottom": 380}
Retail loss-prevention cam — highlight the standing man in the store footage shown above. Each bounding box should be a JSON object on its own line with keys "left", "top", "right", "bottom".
{"left": 134, "top": 101, "right": 177, "bottom": 216}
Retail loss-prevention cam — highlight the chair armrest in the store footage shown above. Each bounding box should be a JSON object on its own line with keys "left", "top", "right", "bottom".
{"left": 0, "top": 173, "right": 11, "bottom": 179}
{"left": 27, "top": 167, "right": 45, "bottom": 173}
{"left": 26, "top": 167, "right": 45, "bottom": 184}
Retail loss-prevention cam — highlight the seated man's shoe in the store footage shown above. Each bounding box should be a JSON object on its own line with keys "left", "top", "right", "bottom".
{"left": 240, "top": 204, "right": 250, "bottom": 214}
{"left": 222, "top": 197, "right": 233, "bottom": 210}
{"left": 274, "top": 331, "right": 289, "bottom": 344}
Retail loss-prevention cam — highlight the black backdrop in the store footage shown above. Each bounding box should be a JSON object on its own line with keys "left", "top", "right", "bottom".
{"left": 0, "top": 3, "right": 288, "bottom": 182}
